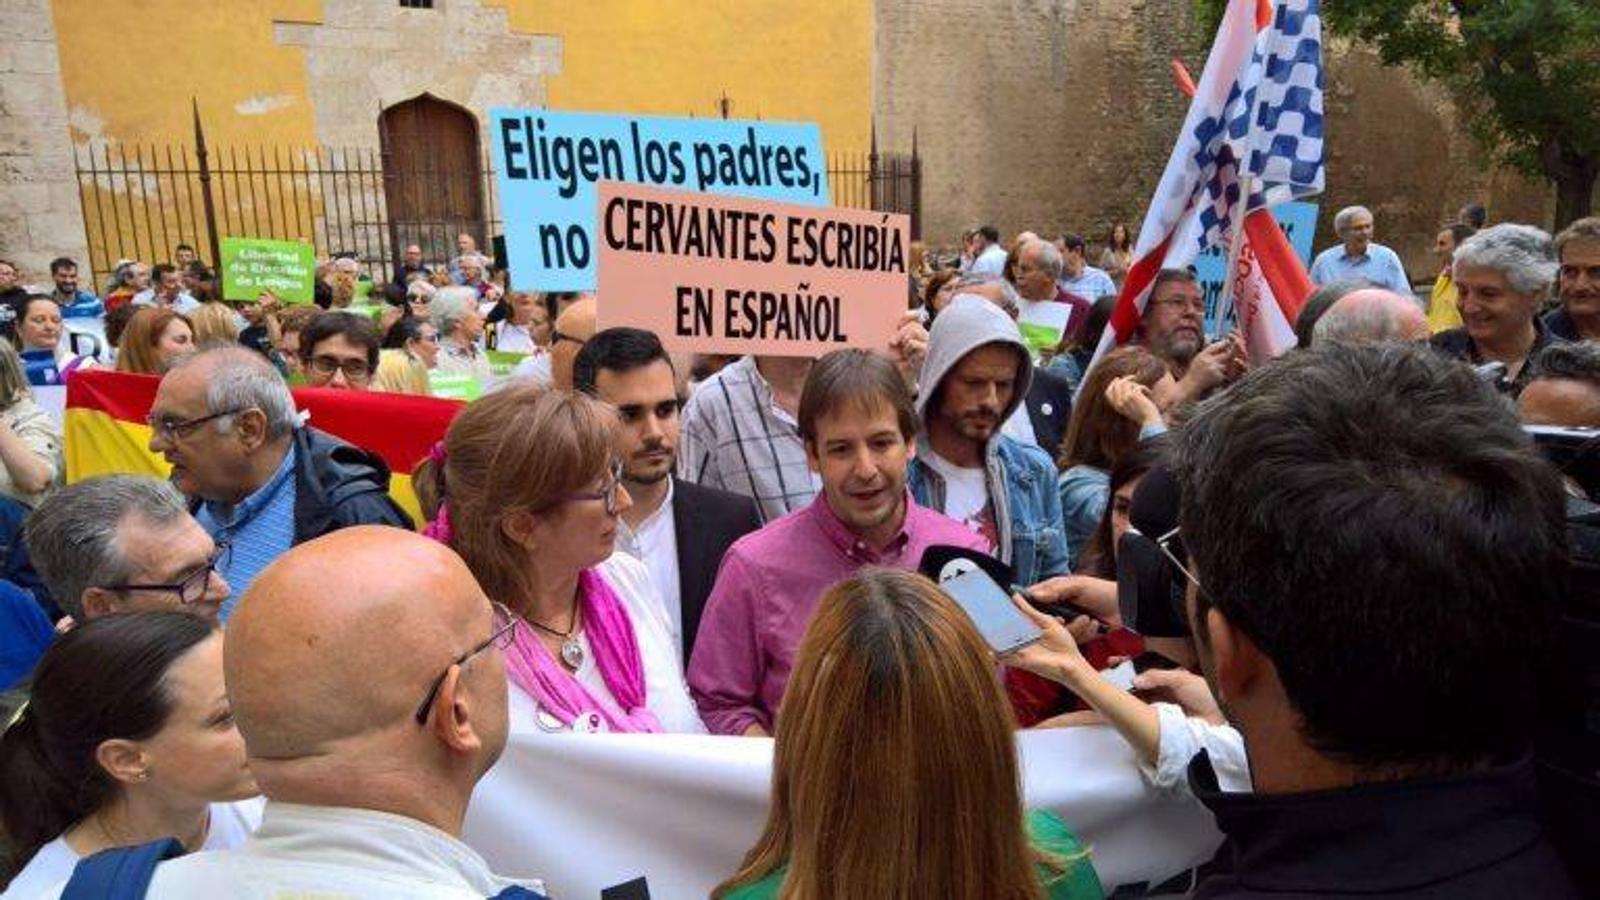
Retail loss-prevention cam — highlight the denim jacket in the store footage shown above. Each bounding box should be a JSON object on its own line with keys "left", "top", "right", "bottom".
{"left": 908, "top": 435, "right": 1070, "bottom": 588}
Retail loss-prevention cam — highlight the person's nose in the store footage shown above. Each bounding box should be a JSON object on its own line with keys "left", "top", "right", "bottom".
{"left": 613, "top": 482, "right": 633, "bottom": 516}
{"left": 329, "top": 367, "right": 349, "bottom": 388}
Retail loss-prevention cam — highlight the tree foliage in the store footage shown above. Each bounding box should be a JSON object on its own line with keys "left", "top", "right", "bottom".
{"left": 1195, "top": 0, "right": 1600, "bottom": 225}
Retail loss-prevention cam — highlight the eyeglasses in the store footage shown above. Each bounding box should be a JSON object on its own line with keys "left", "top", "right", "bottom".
{"left": 560, "top": 459, "right": 625, "bottom": 516}
{"left": 1149, "top": 295, "right": 1206, "bottom": 314}
{"left": 414, "top": 601, "right": 517, "bottom": 725}
{"left": 309, "top": 355, "right": 371, "bottom": 381}
{"left": 415, "top": 332, "right": 440, "bottom": 344}
{"left": 101, "top": 541, "right": 231, "bottom": 605}
{"left": 146, "top": 408, "right": 247, "bottom": 442}
{"left": 1154, "top": 526, "right": 1214, "bottom": 604}
{"left": 552, "top": 330, "right": 586, "bottom": 347}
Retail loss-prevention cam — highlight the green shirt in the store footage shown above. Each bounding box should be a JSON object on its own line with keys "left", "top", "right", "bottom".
{"left": 722, "top": 809, "right": 1104, "bottom": 899}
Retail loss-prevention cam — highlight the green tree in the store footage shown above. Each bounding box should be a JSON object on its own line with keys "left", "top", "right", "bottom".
{"left": 1197, "top": 0, "right": 1600, "bottom": 228}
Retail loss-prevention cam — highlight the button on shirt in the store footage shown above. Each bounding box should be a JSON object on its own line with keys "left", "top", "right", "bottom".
{"left": 678, "top": 356, "right": 820, "bottom": 524}
{"left": 1308, "top": 242, "right": 1412, "bottom": 295}
{"left": 687, "top": 493, "right": 986, "bottom": 734}
{"left": 615, "top": 478, "right": 684, "bottom": 658}
{"left": 196, "top": 445, "right": 297, "bottom": 622}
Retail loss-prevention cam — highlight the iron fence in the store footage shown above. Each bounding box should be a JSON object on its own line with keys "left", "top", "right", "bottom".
{"left": 72, "top": 109, "right": 920, "bottom": 288}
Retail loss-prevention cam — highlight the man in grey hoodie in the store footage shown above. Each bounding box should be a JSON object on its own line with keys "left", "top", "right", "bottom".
{"left": 907, "top": 294, "right": 1070, "bottom": 587}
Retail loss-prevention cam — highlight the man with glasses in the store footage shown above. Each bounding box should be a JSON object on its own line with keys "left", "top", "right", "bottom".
{"left": 148, "top": 346, "right": 410, "bottom": 617}
{"left": 298, "top": 312, "right": 379, "bottom": 391}
{"left": 127, "top": 526, "right": 546, "bottom": 897}
{"left": 1137, "top": 268, "right": 1244, "bottom": 404}
{"left": 574, "top": 328, "right": 762, "bottom": 664}
{"left": 24, "top": 474, "right": 229, "bottom": 625}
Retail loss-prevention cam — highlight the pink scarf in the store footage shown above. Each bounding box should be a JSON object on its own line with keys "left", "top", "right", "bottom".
{"left": 500, "top": 568, "right": 662, "bottom": 733}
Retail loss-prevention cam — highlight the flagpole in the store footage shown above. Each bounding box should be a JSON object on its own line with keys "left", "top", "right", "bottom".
{"left": 1214, "top": 173, "right": 1254, "bottom": 336}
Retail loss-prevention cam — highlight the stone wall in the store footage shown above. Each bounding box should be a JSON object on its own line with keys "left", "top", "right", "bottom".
{"left": 875, "top": 0, "right": 1585, "bottom": 280}
{"left": 0, "top": 0, "right": 86, "bottom": 282}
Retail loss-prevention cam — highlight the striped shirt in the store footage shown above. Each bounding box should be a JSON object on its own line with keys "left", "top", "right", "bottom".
{"left": 678, "top": 356, "right": 820, "bottom": 524}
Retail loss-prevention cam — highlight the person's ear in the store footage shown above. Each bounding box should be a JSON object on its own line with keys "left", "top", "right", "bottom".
{"left": 232, "top": 408, "right": 271, "bottom": 451}
{"left": 428, "top": 664, "right": 483, "bottom": 756}
{"left": 1204, "top": 607, "right": 1265, "bottom": 706}
{"left": 95, "top": 738, "right": 151, "bottom": 787}
{"left": 80, "top": 587, "right": 122, "bottom": 619}
{"left": 499, "top": 508, "right": 544, "bottom": 552}
{"left": 804, "top": 439, "right": 821, "bottom": 474}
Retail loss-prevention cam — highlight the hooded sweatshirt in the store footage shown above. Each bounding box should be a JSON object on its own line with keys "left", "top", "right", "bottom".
{"left": 909, "top": 295, "right": 1069, "bottom": 586}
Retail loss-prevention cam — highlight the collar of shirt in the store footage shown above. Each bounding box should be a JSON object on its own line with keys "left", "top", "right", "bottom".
{"left": 202, "top": 443, "right": 296, "bottom": 533}
{"left": 1188, "top": 750, "right": 1550, "bottom": 894}
{"left": 1338, "top": 245, "right": 1372, "bottom": 262}
{"left": 616, "top": 476, "right": 675, "bottom": 553}
{"left": 244, "top": 801, "right": 541, "bottom": 896}
{"left": 805, "top": 489, "right": 914, "bottom": 564}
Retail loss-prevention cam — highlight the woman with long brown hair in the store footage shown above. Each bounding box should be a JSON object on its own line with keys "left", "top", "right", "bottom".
{"left": 714, "top": 568, "right": 1103, "bottom": 900}
{"left": 1056, "top": 346, "right": 1174, "bottom": 569}
{"left": 114, "top": 307, "right": 195, "bottom": 375}
{"left": 416, "top": 383, "right": 703, "bottom": 734}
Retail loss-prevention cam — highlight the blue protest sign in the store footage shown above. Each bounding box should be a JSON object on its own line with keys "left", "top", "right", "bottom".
{"left": 1196, "top": 201, "right": 1318, "bottom": 336}
{"left": 490, "top": 110, "right": 829, "bottom": 290}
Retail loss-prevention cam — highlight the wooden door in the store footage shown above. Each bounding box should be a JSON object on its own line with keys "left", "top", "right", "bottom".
{"left": 380, "top": 95, "right": 484, "bottom": 266}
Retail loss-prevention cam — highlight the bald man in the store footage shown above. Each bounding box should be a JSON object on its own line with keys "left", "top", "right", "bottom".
{"left": 1310, "top": 288, "right": 1430, "bottom": 346}
{"left": 131, "top": 527, "right": 545, "bottom": 898}
{"left": 148, "top": 347, "right": 411, "bottom": 613}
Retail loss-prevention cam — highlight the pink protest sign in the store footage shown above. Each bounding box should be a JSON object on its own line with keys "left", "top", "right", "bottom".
{"left": 596, "top": 181, "right": 909, "bottom": 357}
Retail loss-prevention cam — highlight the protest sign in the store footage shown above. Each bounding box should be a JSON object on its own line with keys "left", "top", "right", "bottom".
{"left": 595, "top": 181, "right": 908, "bottom": 357}
{"left": 486, "top": 349, "right": 529, "bottom": 379}
{"left": 1196, "top": 201, "right": 1317, "bottom": 336}
{"left": 428, "top": 371, "right": 483, "bottom": 402}
{"left": 220, "top": 237, "right": 316, "bottom": 303}
{"left": 491, "top": 110, "right": 828, "bottom": 291}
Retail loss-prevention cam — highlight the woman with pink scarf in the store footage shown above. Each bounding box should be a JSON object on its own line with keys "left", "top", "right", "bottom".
{"left": 419, "top": 383, "right": 705, "bottom": 734}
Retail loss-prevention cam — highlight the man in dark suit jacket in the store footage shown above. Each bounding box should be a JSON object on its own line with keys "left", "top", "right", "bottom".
{"left": 574, "top": 329, "right": 762, "bottom": 662}
{"left": 1025, "top": 364, "right": 1074, "bottom": 461}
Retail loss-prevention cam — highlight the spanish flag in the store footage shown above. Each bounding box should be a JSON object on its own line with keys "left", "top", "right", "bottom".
{"left": 64, "top": 369, "right": 463, "bottom": 525}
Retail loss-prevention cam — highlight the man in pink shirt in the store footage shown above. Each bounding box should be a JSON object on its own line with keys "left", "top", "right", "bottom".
{"left": 687, "top": 349, "right": 987, "bottom": 735}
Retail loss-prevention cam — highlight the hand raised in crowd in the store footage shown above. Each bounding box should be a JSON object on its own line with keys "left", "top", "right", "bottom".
{"left": 889, "top": 309, "right": 929, "bottom": 387}
{"left": 1024, "top": 574, "right": 1119, "bottom": 624}
{"left": 1105, "top": 374, "right": 1165, "bottom": 429}
{"left": 1223, "top": 329, "right": 1249, "bottom": 382}
{"left": 1179, "top": 338, "right": 1233, "bottom": 399}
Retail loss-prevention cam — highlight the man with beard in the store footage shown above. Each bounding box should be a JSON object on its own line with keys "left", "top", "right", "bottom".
{"left": 908, "top": 294, "right": 1068, "bottom": 587}
{"left": 574, "top": 329, "right": 761, "bottom": 663}
{"left": 1138, "top": 268, "right": 1244, "bottom": 404}
{"left": 688, "top": 349, "right": 985, "bottom": 735}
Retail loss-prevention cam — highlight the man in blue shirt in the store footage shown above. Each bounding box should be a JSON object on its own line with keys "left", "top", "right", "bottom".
{"left": 1309, "top": 205, "right": 1413, "bottom": 297}
{"left": 48, "top": 257, "right": 103, "bottom": 316}
{"left": 1054, "top": 232, "right": 1118, "bottom": 302}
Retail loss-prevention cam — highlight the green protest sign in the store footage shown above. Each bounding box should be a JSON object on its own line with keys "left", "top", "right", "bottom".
{"left": 221, "top": 237, "right": 316, "bottom": 304}
{"left": 486, "top": 350, "right": 529, "bottom": 379}
{"left": 428, "top": 371, "right": 483, "bottom": 401}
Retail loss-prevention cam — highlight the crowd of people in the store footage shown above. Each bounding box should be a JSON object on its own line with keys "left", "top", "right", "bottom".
{"left": 0, "top": 205, "right": 1594, "bottom": 899}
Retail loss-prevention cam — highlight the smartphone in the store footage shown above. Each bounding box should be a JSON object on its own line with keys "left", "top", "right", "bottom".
{"left": 941, "top": 568, "right": 1042, "bottom": 656}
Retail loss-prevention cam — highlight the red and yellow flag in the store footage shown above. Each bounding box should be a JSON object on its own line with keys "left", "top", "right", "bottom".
{"left": 64, "top": 369, "right": 464, "bottom": 525}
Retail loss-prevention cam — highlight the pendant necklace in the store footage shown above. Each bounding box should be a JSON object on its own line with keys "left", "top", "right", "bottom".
{"left": 529, "top": 603, "right": 584, "bottom": 669}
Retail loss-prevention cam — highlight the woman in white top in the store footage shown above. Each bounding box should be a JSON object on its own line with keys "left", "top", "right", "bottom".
{"left": 0, "top": 342, "right": 60, "bottom": 508}
{"left": 0, "top": 611, "right": 263, "bottom": 898}
{"left": 490, "top": 290, "right": 552, "bottom": 356}
{"left": 418, "top": 382, "right": 704, "bottom": 734}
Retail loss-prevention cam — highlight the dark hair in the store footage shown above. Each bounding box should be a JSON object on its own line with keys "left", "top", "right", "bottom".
{"left": 103, "top": 302, "right": 140, "bottom": 349}
{"left": 572, "top": 327, "right": 672, "bottom": 395}
{"left": 1444, "top": 222, "right": 1476, "bottom": 248}
{"left": 0, "top": 611, "right": 213, "bottom": 877}
{"left": 174, "top": 243, "right": 196, "bottom": 254}
{"left": 48, "top": 257, "right": 77, "bottom": 275}
{"left": 922, "top": 270, "right": 958, "bottom": 309}
{"left": 976, "top": 225, "right": 1000, "bottom": 244}
{"left": 151, "top": 263, "right": 177, "bottom": 282}
{"left": 300, "top": 311, "right": 379, "bottom": 370}
{"left": 1058, "top": 232, "right": 1086, "bottom": 253}
{"left": 1066, "top": 294, "right": 1115, "bottom": 354}
{"left": 1460, "top": 203, "right": 1487, "bottom": 230}
{"left": 798, "top": 349, "right": 918, "bottom": 444}
{"left": 1148, "top": 267, "right": 1197, "bottom": 298}
{"left": 1293, "top": 279, "right": 1369, "bottom": 349}
{"left": 1170, "top": 343, "right": 1567, "bottom": 770}
{"left": 312, "top": 280, "right": 333, "bottom": 310}
{"left": 1530, "top": 342, "right": 1600, "bottom": 390}
{"left": 1077, "top": 438, "right": 1164, "bottom": 578}
{"left": 382, "top": 314, "right": 427, "bottom": 351}
{"left": 1107, "top": 222, "right": 1132, "bottom": 253}
{"left": 185, "top": 262, "right": 214, "bottom": 281}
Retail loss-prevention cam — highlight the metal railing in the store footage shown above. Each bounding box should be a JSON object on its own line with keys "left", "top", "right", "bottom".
{"left": 72, "top": 107, "right": 920, "bottom": 287}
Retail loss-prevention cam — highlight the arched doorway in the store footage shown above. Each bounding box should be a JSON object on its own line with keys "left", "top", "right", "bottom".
{"left": 379, "top": 94, "right": 484, "bottom": 267}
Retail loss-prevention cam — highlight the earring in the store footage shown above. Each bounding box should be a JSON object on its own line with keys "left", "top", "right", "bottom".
{"left": 136, "top": 769, "right": 150, "bottom": 782}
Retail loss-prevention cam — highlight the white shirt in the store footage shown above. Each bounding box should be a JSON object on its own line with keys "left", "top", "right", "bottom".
{"left": 916, "top": 447, "right": 998, "bottom": 554}
{"left": 615, "top": 479, "right": 684, "bottom": 660}
{"left": 967, "top": 243, "right": 1008, "bottom": 279}
{"left": 1140, "top": 703, "right": 1252, "bottom": 798}
{"left": 130, "top": 290, "right": 201, "bottom": 315}
{"left": 492, "top": 322, "right": 539, "bottom": 355}
{"left": 9, "top": 797, "right": 263, "bottom": 900}
{"left": 135, "top": 802, "right": 542, "bottom": 900}
{"left": 505, "top": 553, "right": 706, "bottom": 735}
{"left": 508, "top": 352, "right": 553, "bottom": 388}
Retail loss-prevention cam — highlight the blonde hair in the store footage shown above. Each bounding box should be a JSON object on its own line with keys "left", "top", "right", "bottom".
{"left": 371, "top": 348, "right": 428, "bottom": 395}
{"left": 423, "top": 384, "right": 620, "bottom": 609}
{"left": 715, "top": 569, "right": 1078, "bottom": 900}
{"left": 0, "top": 341, "right": 31, "bottom": 409}
{"left": 188, "top": 302, "right": 239, "bottom": 346}
{"left": 114, "top": 308, "right": 192, "bottom": 375}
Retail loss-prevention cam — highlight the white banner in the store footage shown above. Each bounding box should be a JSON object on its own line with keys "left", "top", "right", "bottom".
{"left": 463, "top": 728, "right": 1223, "bottom": 898}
